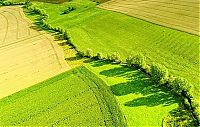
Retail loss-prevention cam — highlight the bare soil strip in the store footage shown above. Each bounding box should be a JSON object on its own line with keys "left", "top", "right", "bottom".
{"left": 0, "top": 6, "right": 70, "bottom": 99}
{"left": 99, "top": 0, "right": 200, "bottom": 35}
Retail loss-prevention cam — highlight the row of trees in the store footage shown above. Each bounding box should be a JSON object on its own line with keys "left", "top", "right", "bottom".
{"left": 22, "top": 2, "right": 200, "bottom": 125}
{"left": 80, "top": 48, "right": 199, "bottom": 126}
{"left": 26, "top": 4, "right": 75, "bottom": 47}
{"left": 0, "top": 0, "right": 25, "bottom": 6}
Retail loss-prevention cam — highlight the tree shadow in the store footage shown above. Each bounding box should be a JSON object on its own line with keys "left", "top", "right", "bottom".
{"left": 65, "top": 56, "right": 83, "bottom": 61}
{"left": 89, "top": 60, "right": 110, "bottom": 67}
{"left": 83, "top": 58, "right": 94, "bottom": 63}
{"left": 111, "top": 80, "right": 157, "bottom": 96}
{"left": 124, "top": 92, "right": 177, "bottom": 107}
{"left": 98, "top": 65, "right": 179, "bottom": 107}
{"left": 100, "top": 66, "right": 133, "bottom": 78}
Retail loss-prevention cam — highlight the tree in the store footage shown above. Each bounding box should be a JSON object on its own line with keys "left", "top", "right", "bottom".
{"left": 85, "top": 48, "right": 93, "bottom": 58}
{"left": 169, "top": 77, "right": 191, "bottom": 95}
{"left": 110, "top": 52, "right": 121, "bottom": 63}
{"left": 63, "top": 30, "right": 69, "bottom": 40}
{"left": 132, "top": 54, "right": 146, "bottom": 69}
{"left": 24, "top": 0, "right": 32, "bottom": 8}
{"left": 106, "top": 54, "right": 111, "bottom": 60}
{"left": 97, "top": 52, "right": 103, "bottom": 60}
{"left": 150, "top": 63, "right": 169, "bottom": 85}
{"left": 78, "top": 51, "right": 85, "bottom": 57}
{"left": 126, "top": 55, "right": 133, "bottom": 67}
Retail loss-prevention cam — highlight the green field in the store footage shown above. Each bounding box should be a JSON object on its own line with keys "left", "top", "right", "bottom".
{"left": 0, "top": 66, "right": 126, "bottom": 126}
{"left": 85, "top": 60, "right": 180, "bottom": 126}
{"left": 28, "top": 0, "right": 199, "bottom": 98}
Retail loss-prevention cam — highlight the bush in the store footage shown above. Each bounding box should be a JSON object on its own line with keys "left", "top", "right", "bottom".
{"left": 110, "top": 52, "right": 121, "bottom": 63}
{"left": 62, "top": 7, "right": 75, "bottom": 14}
{"left": 132, "top": 54, "right": 146, "bottom": 69}
{"left": 85, "top": 48, "right": 93, "bottom": 58}
{"left": 106, "top": 54, "right": 111, "bottom": 60}
{"left": 97, "top": 52, "right": 103, "bottom": 60}
{"left": 126, "top": 55, "right": 133, "bottom": 67}
{"left": 78, "top": 51, "right": 85, "bottom": 57}
{"left": 63, "top": 30, "right": 69, "bottom": 40}
{"left": 169, "top": 77, "right": 191, "bottom": 96}
{"left": 150, "top": 63, "right": 169, "bottom": 85}
{"left": 24, "top": 0, "right": 32, "bottom": 8}
{"left": 1, "top": 1, "right": 12, "bottom": 6}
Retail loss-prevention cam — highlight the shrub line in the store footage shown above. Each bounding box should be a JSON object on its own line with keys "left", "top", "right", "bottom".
{"left": 4, "top": 1, "right": 198, "bottom": 126}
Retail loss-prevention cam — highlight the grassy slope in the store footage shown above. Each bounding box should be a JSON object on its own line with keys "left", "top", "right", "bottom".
{"left": 30, "top": 0, "right": 199, "bottom": 97}
{"left": 85, "top": 60, "right": 179, "bottom": 126}
{"left": 0, "top": 66, "right": 125, "bottom": 126}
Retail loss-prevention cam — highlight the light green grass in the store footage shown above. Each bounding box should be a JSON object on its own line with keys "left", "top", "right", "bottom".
{"left": 0, "top": 66, "right": 126, "bottom": 126}
{"left": 85, "top": 60, "right": 180, "bottom": 126}
{"left": 29, "top": 0, "right": 199, "bottom": 98}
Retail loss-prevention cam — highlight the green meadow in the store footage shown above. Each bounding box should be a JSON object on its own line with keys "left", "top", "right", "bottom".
{"left": 0, "top": 66, "right": 125, "bottom": 126}
{"left": 85, "top": 60, "right": 180, "bottom": 126}
{"left": 29, "top": 0, "right": 199, "bottom": 97}
{"left": 0, "top": 0, "right": 195, "bottom": 126}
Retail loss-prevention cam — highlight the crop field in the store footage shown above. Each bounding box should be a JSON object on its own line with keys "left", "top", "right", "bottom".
{"left": 0, "top": 66, "right": 126, "bottom": 126}
{"left": 99, "top": 0, "right": 200, "bottom": 36}
{"left": 30, "top": 0, "right": 199, "bottom": 97}
{"left": 85, "top": 60, "right": 179, "bottom": 126}
{"left": 0, "top": 0, "right": 199, "bottom": 126}
{"left": 0, "top": 6, "right": 69, "bottom": 99}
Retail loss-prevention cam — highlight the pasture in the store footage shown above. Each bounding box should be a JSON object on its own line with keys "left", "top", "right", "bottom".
{"left": 85, "top": 60, "right": 180, "bottom": 126}
{"left": 0, "top": 6, "right": 69, "bottom": 99}
{"left": 99, "top": 0, "right": 199, "bottom": 35}
{"left": 0, "top": 66, "right": 126, "bottom": 126}
{"left": 30, "top": 0, "right": 199, "bottom": 97}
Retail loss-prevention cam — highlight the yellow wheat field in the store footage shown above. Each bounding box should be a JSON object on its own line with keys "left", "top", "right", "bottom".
{"left": 0, "top": 6, "right": 70, "bottom": 99}
{"left": 99, "top": 0, "right": 200, "bottom": 35}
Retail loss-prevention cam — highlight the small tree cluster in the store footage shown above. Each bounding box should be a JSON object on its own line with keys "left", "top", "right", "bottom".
{"left": 96, "top": 52, "right": 103, "bottom": 60}
{"left": 132, "top": 54, "right": 146, "bottom": 69}
{"left": 110, "top": 52, "right": 121, "bottom": 63}
{"left": 1, "top": 1, "right": 13, "bottom": 6}
{"left": 63, "top": 30, "right": 69, "bottom": 40}
{"left": 169, "top": 77, "right": 191, "bottom": 96}
{"left": 23, "top": 0, "right": 32, "bottom": 8}
{"left": 28, "top": 6, "right": 48, "bottom": 20}
{"left": 126, "top": 54, "right": 146, "bottom": 69}
{"left": 85, "top": 48, "right": 93, "bottom": 58}
{"left": 126, "top": 55, "right": 133, "bottom": 67}
{"left": 150, "top": 63, "right": 169, "bottom": 85}
{"left": 62, "top": 7, "right": 75, "bottom": 14}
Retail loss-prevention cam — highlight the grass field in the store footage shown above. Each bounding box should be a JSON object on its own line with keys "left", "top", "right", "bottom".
{"left": 84, "top": 60, "right": 180, "bottom": 126}
{"left": 28, "top": 0, "right": 199, "bottom": 97}
{"left": 0, "top": 6, "right": 69, "bottom": 99}
{"left": 0, "top": 66, "right": 126, "bottom": 126}
{"left": 99, "top": 0, "right": 199, "bottom": 35}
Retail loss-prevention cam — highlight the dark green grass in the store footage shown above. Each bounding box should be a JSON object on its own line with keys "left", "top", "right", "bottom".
{"left": 0, "top": 66, "right": 126, "bottom": 126}
{"left": 28, "top": 0, "right": 199, "bottom": 98}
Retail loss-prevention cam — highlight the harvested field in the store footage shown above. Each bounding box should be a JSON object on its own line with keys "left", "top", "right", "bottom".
{"left": 0, "top": 6, "right": 69, "bottom": 99}
{"left": 99, "top": 0, "right": 200, "bottom": 35}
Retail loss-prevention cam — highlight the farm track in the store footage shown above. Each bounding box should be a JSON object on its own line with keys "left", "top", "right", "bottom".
{"left": 0, "top": 13, "right": 9, "bottom": 43}
{"left": 0, "top": 6, "right": 70, "bottom": 99}
{"left": 99, "top": 0, "right": 200, "bottom": 35}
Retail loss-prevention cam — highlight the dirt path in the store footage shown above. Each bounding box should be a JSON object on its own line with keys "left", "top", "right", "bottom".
{"left": 0, "top": 6, "right": 70, "bottom": 99}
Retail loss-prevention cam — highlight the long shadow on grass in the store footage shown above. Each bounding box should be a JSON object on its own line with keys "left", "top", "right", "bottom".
{"left": 92, "top": 60, "right": 178, "bottom": 107}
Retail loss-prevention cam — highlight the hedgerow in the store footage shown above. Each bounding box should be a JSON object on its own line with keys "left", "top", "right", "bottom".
{"left": 22, "top": 2, "right": 199, "bottom": 126}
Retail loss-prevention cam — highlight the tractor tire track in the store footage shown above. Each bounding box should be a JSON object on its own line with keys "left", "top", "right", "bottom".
{"left": 5, "top": 7, "right": 31, "bottom": 36}
{"left": 0, "top": 12, "right": 9, "bottom": 43}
